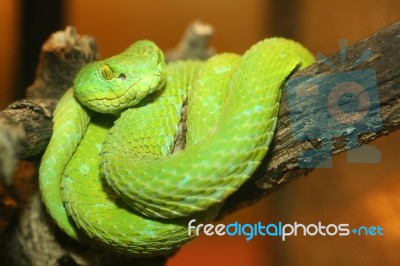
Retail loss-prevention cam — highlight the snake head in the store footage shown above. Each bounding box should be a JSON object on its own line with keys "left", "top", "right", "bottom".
{"left": 73, "top": 40, "right": 166, "bottom": 114}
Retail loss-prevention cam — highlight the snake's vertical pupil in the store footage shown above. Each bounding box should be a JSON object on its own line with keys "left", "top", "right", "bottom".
{"left": 101, "top": 65, "right": 114, "bottom": 80}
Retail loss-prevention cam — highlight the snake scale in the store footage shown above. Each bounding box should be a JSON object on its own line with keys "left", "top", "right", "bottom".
{"left": 39, "top": 38, "right": 314, "bottom": 256}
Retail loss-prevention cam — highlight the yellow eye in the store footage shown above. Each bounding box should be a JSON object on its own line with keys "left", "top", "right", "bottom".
{"left": 100, "top": 65, "right": 114, "bottom": 80}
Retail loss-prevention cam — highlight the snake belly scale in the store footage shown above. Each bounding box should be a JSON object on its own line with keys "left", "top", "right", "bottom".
{"left": 39, "top": 38, "right": 314, "bottom": 256}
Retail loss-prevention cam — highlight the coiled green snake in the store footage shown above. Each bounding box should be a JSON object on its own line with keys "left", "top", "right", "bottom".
{"left": 39, "top": 38, "right": 314, "bottom": 256}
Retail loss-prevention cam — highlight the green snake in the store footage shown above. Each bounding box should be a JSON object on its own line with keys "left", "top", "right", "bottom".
{"left": 39, "top": 38, "right": 314, "bottom": 256}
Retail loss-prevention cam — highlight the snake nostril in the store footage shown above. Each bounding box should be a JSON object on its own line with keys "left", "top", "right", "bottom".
{"left": 119, "top": 73, "right": 126, "bottom": 81}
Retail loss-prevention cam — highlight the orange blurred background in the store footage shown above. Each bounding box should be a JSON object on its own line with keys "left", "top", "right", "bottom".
{"left": 1, "top": 1, "right": 400, "bottom": 265}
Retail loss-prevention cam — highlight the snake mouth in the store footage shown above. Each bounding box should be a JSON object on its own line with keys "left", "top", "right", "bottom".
{"left": 80, "top": 72, "right": 165, "bottom": 114}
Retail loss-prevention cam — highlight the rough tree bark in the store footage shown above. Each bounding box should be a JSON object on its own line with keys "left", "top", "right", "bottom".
{"left": 0, "top": 20, "right": 399, "bottom": 265}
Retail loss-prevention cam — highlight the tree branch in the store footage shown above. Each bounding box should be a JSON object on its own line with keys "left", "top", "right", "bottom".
{"left": 0, "top": 20, "right": 399, "bottom": 265}
{"left": 222, "top": 20, "right": 400, "bottom": 213}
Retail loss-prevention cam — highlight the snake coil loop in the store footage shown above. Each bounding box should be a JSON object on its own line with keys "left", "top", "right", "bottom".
{"left": 39, "top": 38, "right": 314, "bottom": 256}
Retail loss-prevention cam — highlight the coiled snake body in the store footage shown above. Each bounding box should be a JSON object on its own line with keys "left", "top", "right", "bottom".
{"left": 39, "top": 38, "right": 314, "bottom": 256}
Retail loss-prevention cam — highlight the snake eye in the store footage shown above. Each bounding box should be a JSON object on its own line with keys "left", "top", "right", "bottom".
{"left": 100, "top": 65, "right": 114, "bottom": 80}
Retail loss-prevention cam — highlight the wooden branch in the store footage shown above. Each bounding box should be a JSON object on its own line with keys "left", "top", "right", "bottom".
{"left": 0, "top": 20, "right": 399, "bottom": 265}
{"left": 165, "top": 20, "right": 215, "bottom": 61}
{"left": 222, "top": 21, "right": 400, "bottom": 213}
{"left": 0, "top": 26, "right": 98, "bottom": 184}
